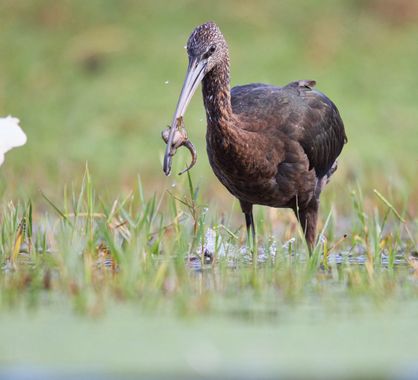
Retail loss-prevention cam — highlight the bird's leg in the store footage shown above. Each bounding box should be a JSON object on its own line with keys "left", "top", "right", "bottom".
{"left": 295, "top": 201, "right": 319, "bottom": 255}
{"left": 240, "top": 200, "right": 256, "bottom": 256}
{"left": 244, "top": 211, "right": 256, "bottom": 245}
{"left": 245, "top": 211, "right": 257, "bottom": 258}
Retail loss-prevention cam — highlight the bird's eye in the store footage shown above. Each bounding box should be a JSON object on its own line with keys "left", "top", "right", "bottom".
{"left": 203, "top": 45, "right": 216, "bottom": 59}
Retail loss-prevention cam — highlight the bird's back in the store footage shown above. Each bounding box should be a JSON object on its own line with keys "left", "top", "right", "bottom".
{"left": 230, "top": 80, "right": 347, "bottom": 179}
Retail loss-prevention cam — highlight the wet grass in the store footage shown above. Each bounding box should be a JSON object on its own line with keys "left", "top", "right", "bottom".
{"left": 0, "top": 169, "right": 417, "bottom": 378}
{"left": 1, "top": 168, "right": 416, "bottom": 314}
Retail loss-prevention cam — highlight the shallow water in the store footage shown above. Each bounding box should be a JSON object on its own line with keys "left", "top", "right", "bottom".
{"left": 186, "top": 228, "right": 415, "bottom": 272}
{"left": 1, "top": 228, "right": 418, "bottom": 379}
{"left": 1, "top": 303, "right": 418, "bottom": 380}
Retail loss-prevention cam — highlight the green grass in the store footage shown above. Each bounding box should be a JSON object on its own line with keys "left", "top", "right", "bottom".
{"left": 1, "top": 169, "right": 417, "bottom": 378}
{"left": 0, "top": 1, "right": 418, "bottom": 378}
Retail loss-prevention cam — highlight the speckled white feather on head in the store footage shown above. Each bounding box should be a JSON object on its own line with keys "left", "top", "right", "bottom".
{"left": 0, "top": 116, "right": 27, "bottom": 166}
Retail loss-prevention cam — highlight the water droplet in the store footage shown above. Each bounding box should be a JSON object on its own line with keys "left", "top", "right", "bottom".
{"left": 282, "top": 237, "right": 296, "bottom": 249}
{"left": 318, "top": 234, "right": 327, "bottom": 244}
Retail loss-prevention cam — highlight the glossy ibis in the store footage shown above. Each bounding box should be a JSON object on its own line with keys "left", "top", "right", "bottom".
{"left": 163, "top": 22, "right": 347, "bottom": 251}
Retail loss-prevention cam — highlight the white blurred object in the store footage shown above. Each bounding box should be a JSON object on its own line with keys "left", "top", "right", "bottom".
{"left": 0, "top": 116, "right": 27, "bottom": 166}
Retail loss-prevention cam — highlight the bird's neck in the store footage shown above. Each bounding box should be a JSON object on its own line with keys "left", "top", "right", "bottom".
{"left": 201, "top": 60, "right": 232, "bottom": 128}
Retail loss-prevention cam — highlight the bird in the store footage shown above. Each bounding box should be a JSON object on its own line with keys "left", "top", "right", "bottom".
{"left": 0, "top": 116, "right": 26, "bottom": 166}
{"left": 163, "top": 22, "right": 347, "bottom": 252}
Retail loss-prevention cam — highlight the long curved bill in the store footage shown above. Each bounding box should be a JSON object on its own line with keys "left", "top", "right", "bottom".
{"left": 163, "top": 58, "right": 206, "bottom": 176}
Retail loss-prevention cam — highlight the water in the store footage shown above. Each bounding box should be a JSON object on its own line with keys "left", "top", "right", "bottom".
{"left": 3, "top": 226, "right": 416, "bottom": 281}
{"left": 186, "top": 228, "right": 415, "bottom": 272}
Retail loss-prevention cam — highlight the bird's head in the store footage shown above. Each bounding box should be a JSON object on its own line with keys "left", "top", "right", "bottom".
{"left": 163, "top": 22, "right": 227, "bottom": 175}
{"left": 186, "top": 21, "right": 227, "bottom": 73}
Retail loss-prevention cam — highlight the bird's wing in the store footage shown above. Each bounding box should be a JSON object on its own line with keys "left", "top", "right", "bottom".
{"left": 231, "top": 81, "right": 347, "bottom": 178}
{"left": 285, "top": 80, "right": 347, "bottom": 178}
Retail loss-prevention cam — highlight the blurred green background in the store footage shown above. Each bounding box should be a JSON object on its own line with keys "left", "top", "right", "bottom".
{"left": 0, "top": 0, "right": 417, "bottom": 207}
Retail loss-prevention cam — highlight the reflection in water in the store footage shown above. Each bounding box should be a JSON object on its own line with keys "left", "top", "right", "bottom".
{"left": 186, "top": 228, "right": 413, "bottom": 272}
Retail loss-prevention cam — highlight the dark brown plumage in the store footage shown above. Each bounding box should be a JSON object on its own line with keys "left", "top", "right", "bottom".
{"left": 163, "top": 22, "right": 347, "bottom": 251}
